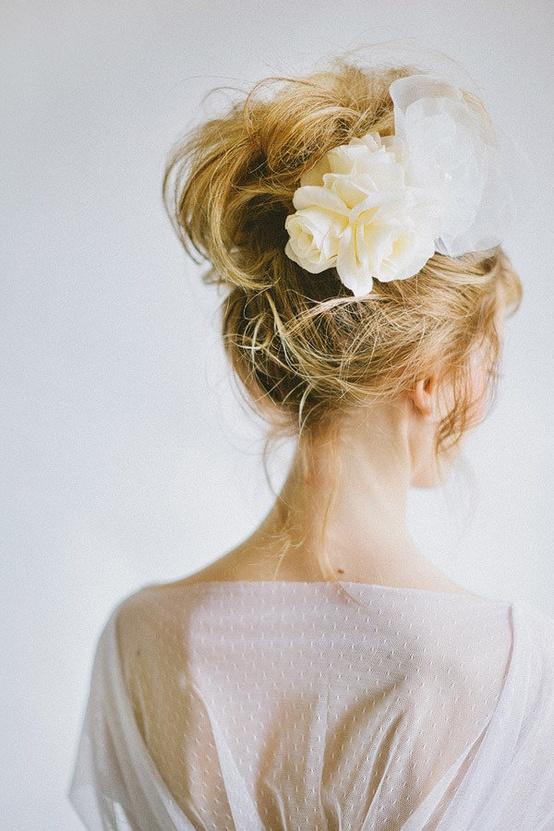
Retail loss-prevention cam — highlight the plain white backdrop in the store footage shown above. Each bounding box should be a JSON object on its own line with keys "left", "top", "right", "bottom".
{"left": 2, "top": 2, "right": 553, "bottom": 828}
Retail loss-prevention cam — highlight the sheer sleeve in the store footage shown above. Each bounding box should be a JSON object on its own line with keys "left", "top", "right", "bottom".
{"left": 113, "top": 588, "right": 235, "bottom": 827}
{"left": 67, "top": 599, "right": 198, "bottom": 830}
{"left": 405, "top": 599, "right": 554, "bottom": 830}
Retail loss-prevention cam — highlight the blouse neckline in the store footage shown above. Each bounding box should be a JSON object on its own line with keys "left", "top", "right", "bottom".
{"left": 153, "top": 578, "right": 509, "bottom": 605}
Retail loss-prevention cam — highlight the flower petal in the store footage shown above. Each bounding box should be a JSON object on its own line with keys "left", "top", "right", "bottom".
{"left": 284, "top": 239, "right": 331, "bottom": 274}
{"left": 292, "top": 185, "right": 350, "bottom": 216}
{"left": 335, "top": 225, "right": 374, "bottom": 296}
{"left": 376, "top": 227, "right": 436, "bottom": 282}
{"left": 286, "top": 206, "right": 344, "bottom": 238}
{"left": 358, "top": 222, "right": 395, "bottom": 272}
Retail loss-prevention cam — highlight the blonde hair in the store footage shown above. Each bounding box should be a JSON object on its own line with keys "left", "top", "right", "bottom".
{"left": 162, "top": 56, "right": 523, "bottom": 494}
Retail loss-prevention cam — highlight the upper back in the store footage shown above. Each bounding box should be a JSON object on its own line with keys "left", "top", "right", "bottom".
{"left": 115, "top": 578, "right": 519, "bottom": 829}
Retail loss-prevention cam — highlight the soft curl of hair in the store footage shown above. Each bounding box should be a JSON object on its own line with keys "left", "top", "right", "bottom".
{"left": 162, "top": 57, "right": 523, "bottom": 475}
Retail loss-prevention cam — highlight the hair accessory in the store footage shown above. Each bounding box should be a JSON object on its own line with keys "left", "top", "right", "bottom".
{"left": 283, "top": 73, "right": 512, "bottom": 297}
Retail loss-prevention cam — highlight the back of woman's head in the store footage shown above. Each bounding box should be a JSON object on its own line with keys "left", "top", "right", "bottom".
{"left": 162, "top": 56, "right": 522, "bottom": 466}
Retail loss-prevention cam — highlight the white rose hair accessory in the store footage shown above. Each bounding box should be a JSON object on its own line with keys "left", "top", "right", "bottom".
{"left": 283, "top": 73, "right": 513, "bottom": 298}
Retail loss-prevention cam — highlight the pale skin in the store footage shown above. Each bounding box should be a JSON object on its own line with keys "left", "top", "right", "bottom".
{"left": 177, "top": 301, "right": 505, "bottom": 595}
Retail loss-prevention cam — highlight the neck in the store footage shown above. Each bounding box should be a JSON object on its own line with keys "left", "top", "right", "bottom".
{"left": 243, "top": 401, "right": 452, "bottom": 588}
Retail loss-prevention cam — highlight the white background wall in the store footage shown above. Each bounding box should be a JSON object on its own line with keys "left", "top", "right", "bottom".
{"left": 2, "top": 2, "right": 552, "bottom": 828}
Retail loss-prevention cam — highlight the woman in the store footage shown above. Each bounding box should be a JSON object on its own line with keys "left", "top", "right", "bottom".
{"left": 68, "top": 54, "right": 554, "bottom": 829}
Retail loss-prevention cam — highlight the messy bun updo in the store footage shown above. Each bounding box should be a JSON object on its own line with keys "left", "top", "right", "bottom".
{"left": 162, "top": 56, "right": 522, "bottom": 468}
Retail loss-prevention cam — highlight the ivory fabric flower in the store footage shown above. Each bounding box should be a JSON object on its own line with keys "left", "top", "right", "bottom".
{"left": 284, "top": 131, "right": 441, "bottom": 297}
{"left": 284, "top": 73, "right": 509, "bottom": 298}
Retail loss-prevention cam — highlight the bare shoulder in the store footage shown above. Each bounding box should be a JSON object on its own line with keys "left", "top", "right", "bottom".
{"left": 148, "top": 544, "right": 272, "bottom": 589}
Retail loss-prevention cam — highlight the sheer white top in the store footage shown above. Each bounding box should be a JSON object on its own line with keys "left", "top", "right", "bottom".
{"left": 67, "top": 580, "right": 554, "bottom": 830}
